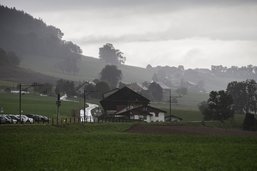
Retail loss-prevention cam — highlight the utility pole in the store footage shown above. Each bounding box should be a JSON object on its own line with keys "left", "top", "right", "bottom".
{"left": 56, "top": 93, "right": 61, "bottom": 125}
{"left": 169, "top": 89, "right": 172, "bottom": 121}
{"left": 18, "top": 82, "right": 42, "bottom": 124}
{"left": 83, "top": 88, "right": 86, "bottom": 123}
{"left": 19, "top": 83, "right": 22, "bottom": 124}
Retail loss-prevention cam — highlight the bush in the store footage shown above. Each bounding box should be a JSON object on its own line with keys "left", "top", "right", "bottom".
{"left": 243, "top": 113, "right": 257, "bottom": 131}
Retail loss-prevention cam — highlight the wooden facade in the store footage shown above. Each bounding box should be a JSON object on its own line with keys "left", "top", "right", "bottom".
{"left": 100, "top": 86, "right": 150, "bottom": 114}
{"left": 100, "top": 86, "right": 166, "bottom": 122}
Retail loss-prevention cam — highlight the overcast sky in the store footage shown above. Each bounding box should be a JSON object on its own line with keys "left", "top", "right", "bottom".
{"left": 1, "top": 0, "right": 257, "bottom": 69}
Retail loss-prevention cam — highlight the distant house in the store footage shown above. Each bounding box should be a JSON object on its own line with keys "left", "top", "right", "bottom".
{"left": 100, "top": 86, "right": 166, "bottom": 122}
{"left": 156, "top": 81, "right": 171, "bottom": 101}
{"left": 126, "top": 82, "right": 147, "bottom": 93}
{"left": 76, "top": 81, "right": 96, "bottom": 94}
{"left": 119, "top": 82, "right": 148, "bottom": 93}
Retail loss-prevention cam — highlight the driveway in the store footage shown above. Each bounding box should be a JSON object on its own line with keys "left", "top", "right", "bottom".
{"left": 80, "top": 103, "right": 99, "bottom": 122}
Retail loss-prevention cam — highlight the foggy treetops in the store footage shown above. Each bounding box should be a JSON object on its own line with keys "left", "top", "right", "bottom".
{"left": 99, "top": 43, "right": 126, "bottom": 65}
{"left": 0, "top": 5, "right": 82, "bottom": 74}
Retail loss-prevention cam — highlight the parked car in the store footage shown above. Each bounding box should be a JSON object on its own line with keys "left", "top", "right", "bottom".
{"left": 0, "top": 115, "right": 12, "bottom": 124}
{"left": 9, "top": 115, "right": 21, "bottom": 123}
{"left": 25, "top": 114, "right": 49, "bottom": 122}
{"left": 41, "top": 115, "right": 49, "bottom": 122}
{"left": 4, "top": 115, "right": 17, "bottom": 124}
{"left": 15, "top": 115, "right": 34, "bottom": 123}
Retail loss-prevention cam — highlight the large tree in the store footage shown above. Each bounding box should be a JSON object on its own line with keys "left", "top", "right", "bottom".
{"left": 55, "top": 79, "right": 76, "bottom": 97}
{"left": 227, "top": 80, "right": 257, "bottom": 114}
{"left": 33, "top": 83, "right": 53, "bottom": 95}
{"left": 99, "top": 43, "right": 126, "bottom": 65}
{"left": 199, "top": 90, "right": 234, "bottom": 122}
{"left": 100, "top": 65, "right": 122, "bottom": 89}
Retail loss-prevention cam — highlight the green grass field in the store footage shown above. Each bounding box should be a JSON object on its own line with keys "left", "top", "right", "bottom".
{"left": 0, "top": 92, "right": 83, "bottom": 117}
{"left": 0, "top": 123, "right": 257, "bottom": 171}
{"left": 0, "top": 86, "right": 254, "bottom": 170}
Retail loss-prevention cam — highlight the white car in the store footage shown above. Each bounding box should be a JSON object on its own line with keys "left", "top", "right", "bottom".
{"left": 4, "top": 115, "right": 18, "bottom": 124}
{"left": 16, "top": 115, "right": 34, "bottom": 123}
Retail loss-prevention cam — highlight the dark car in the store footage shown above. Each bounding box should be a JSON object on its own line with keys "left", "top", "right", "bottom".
{"left": 25, "top": 114, "right": 49, "bottom": 123}
{"left": 9, "top": 115, "right": 21, "bottom": 123}
{"left": 0, "top": 115, "right": 12, "bottom": 124}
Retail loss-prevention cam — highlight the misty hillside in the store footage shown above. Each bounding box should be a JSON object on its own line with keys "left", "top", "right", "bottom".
{"left": 1, "top": 5, "right": 256, "bottom": 92}
{"left": 0, "top": 5, "right": 153, "bottom": 84}
{"left": 0, "top": 48, "right": 57, "bottom": 84}
{"left": 19, "top": 54, "right": 154, "bottom": 83}
{"left": 149, "top": 65, "right": 257, "bottom": 92}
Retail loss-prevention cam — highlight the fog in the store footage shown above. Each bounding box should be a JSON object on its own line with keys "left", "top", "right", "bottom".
{"left": 1, "top": 0, "right": 257, "bottom": 68}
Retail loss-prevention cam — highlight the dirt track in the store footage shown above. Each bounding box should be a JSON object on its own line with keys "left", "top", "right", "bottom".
{"left": 127, "top": 124, "right": 257, "bottom": 137}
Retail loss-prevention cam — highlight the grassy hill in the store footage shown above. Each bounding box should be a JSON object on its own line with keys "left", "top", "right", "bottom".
{"left": 0, "top": 65, "right": 57, "bottom": 84}
{"left": 19, "top": 54, "right": 154, "bottom": 83}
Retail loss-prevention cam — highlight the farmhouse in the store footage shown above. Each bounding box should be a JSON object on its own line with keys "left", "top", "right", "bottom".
{"left": 100, "top": 86, "right": 166, "bottom": 122}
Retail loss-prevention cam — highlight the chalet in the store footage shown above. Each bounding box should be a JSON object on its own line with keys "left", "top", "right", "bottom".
{"left": 100, "top": 86, "right": 166, "bottom": 122}
{"left": 115, "top": 105, "right": 166, "bottom": 123}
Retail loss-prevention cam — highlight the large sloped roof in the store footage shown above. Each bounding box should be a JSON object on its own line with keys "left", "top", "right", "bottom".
{"left": 116, "top": 105, "right": 167, "bottom": 115}
{"left": 100, "top": 86, "right": 150, "bottom": 110}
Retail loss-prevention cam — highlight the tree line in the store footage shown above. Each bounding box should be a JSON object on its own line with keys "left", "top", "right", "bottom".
{"left": 148, "top": 64, "right": 257, "bottom": 93}
{"left": 199, "top": 79, "right": 257, "bottom": 131}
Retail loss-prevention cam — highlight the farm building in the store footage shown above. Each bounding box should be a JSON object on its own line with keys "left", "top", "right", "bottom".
{"left": 100, "top": 86, "right": 166, "bottom": 122}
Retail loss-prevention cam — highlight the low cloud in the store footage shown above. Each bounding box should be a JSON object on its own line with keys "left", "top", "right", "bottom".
{"left": 1, "top": 0, "right": 257, "bottom": 68}
{"left": 2, "top": 0, "right": 257, "bottom": 12}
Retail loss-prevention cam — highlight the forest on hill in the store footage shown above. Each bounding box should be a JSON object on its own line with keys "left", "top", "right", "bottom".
{"left": 147, "top": 64, "right": 257, "bottom": 92}
{"left": 0, "top": 5, "right": 82, "bottom": 74}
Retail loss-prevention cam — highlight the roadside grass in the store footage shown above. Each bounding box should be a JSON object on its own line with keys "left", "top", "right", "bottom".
{"left": 0, "top": 123, "right": 257, "bottom": 171}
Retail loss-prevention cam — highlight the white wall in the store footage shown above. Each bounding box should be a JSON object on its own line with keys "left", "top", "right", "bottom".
{"left": 147, "top": 112, "right": 165, "bottom": 122}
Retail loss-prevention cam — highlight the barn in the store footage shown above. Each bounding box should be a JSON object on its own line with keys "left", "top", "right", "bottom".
{"left": 100, "top": 86, "right": 166, "bottom": 122}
